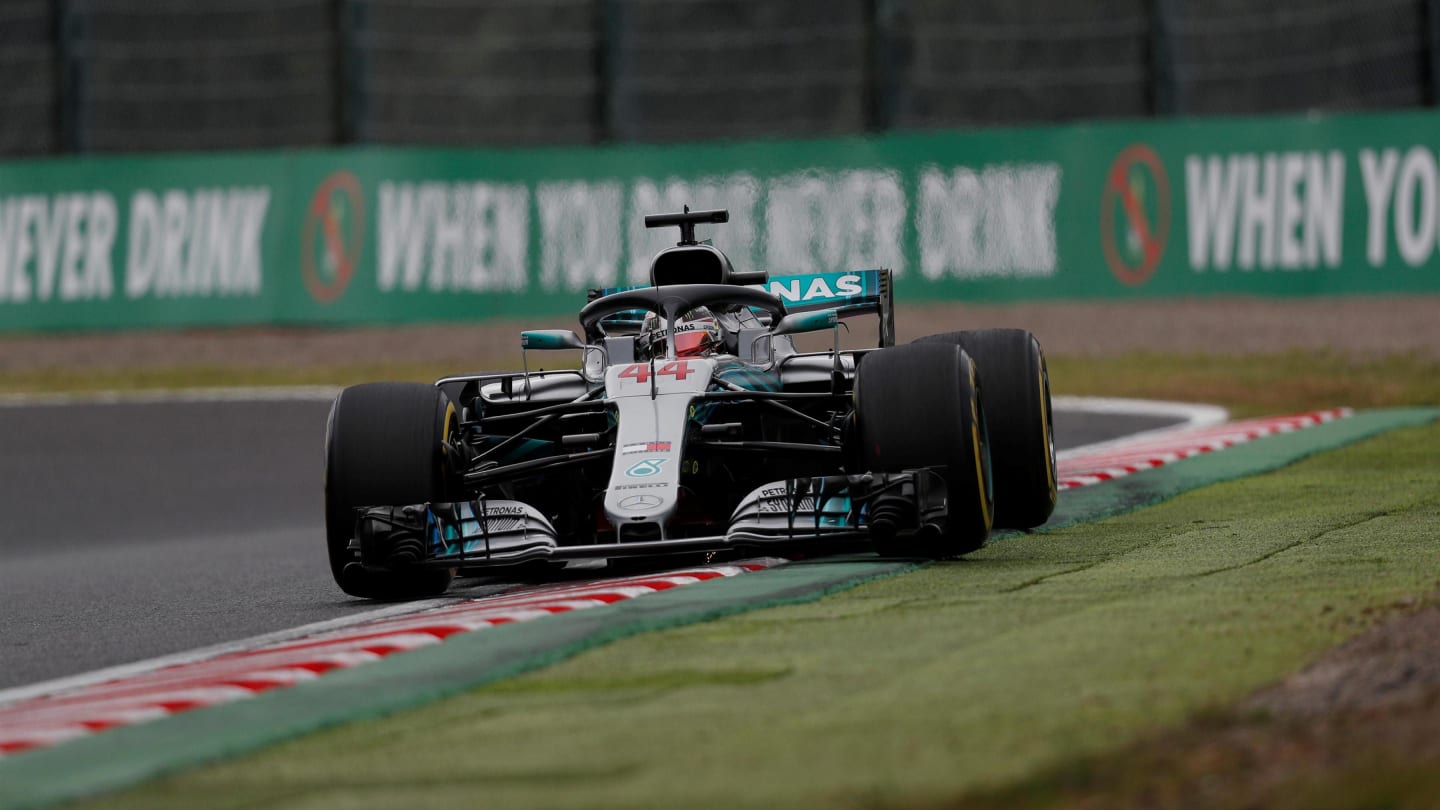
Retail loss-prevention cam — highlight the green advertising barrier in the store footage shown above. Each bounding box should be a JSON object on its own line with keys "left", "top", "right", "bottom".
{"left": 3, "top": 108, "right": 1440, "bottom": 332}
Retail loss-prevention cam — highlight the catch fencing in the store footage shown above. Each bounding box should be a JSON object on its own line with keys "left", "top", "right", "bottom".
{"left": 2, "top": 0, "right": 1439, "bottom": 157}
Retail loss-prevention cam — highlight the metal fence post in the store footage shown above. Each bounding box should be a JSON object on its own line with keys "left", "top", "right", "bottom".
{"left": 53, "top": 0, "right": 88, "bottom": 152}
{"left": 1149, "top": 0, "right": 1180, "bottom": 116}
{"left": 865, "top": 0, "right": 906, "bottom": 132}
{"left": 596, "top": 0, "right": 623, "bottom": 143}
{"left": 1424, "top": 0, "right": 1440, "bottom": 105}
{"left": 335, "top": 0, "right": 370, "bottom": 144}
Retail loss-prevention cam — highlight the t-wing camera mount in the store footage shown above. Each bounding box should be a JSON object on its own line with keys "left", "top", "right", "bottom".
{"left": 643, "top": 206, "right": 729, "bottom": 246}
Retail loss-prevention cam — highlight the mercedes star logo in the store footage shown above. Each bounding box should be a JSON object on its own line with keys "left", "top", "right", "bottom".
{"left": 619, "top": 494, "right": 663, "bottom": 511}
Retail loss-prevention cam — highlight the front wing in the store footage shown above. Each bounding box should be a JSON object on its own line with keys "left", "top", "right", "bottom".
{"left": 348, "top": 470, "right": 949, "bottom": 571}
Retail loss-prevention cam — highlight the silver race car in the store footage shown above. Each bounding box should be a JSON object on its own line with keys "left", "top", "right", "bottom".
{"left": 324, "top": 208, "right": 1056, "bottom": 598}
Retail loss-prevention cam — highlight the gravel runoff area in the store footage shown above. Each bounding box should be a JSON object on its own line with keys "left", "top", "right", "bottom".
{"left": 1018, "top": 598, "right": 1440, "bottom": 810}
{"left": 1, "top": 295, "right": 1438, "bottom": 373}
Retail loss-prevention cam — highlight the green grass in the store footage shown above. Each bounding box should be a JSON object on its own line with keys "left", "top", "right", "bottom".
{"left": 1048, "top": 350, "right": 1440, "bottom": 418}
{"left": 79, "top": 419, "right": 1440, "bottom": 810}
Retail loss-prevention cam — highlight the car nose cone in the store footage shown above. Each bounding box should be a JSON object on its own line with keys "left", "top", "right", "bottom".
{"left": 619, "top": 494, "right": 663, "bottom": 511}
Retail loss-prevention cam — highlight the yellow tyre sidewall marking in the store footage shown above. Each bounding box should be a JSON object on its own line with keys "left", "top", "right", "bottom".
{"left": 440, "top": 400, "right": 458, "bottom": 471}
{"left": 970, "top": 361, "right": 992, "bottom": 530}
{"left": 441, "top": 399, "right": 459, "bottom": 576}
{"left": 1038, "top": 365, "right": 1057, "bottom": 504}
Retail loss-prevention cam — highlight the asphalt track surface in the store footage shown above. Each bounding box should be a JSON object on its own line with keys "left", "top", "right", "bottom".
{"left": 0, "top": 399, "right": 1176, "bottom": 691}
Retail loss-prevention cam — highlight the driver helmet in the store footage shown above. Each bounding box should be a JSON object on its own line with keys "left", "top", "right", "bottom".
{"left": 639, "top": 307, "right": 724, "bottom": 359}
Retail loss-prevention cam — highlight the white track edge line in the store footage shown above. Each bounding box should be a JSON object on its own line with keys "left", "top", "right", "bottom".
{"left": 0, "top": 557, "right": 783, "bottom": 712}
{"left": 0, "top": 597, "right": 459, "bottom": 709}
{"left": 1054, "top": 396, "right": 1229, "bottom": 461}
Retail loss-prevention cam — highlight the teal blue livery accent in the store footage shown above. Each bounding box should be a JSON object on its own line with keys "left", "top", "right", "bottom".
{"left": 819, "top": 496, "right": 851, "bottom": 528}
{"left": 440, "top": 501, "right": 492, "bottom": 557}
{"left": 690, "top": 360, "right": 781, "bottom": 424}
{"left": 773, "top": 308, "right": 839, "bottom": 335}
{"left": 593, "top": 269, "right": 883, "bottom": 312}
{"left": 761, "top": 271, "right": 877, "bottom": 310}
{"left": 714, "top": 360, "right": 781, "bottom": 393}
{"left": 520, "top": 329, "right": 584, "bottom": 350}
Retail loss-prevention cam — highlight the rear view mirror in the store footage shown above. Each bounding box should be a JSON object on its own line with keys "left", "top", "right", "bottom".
{"left": 521, "top": 330, "right": 584, "bottom": 350}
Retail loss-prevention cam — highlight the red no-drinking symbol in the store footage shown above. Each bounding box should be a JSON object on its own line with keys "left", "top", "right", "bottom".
{"left": 1100, "top": 144, "right": 1170, "bottom": 287}
{"left": 301, "top": 171, "right": 365, "bottom": 304}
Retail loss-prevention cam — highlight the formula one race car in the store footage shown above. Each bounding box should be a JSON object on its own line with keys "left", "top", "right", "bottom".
{"left": 324, "top": 208, "right": 1056, "bottom": 598}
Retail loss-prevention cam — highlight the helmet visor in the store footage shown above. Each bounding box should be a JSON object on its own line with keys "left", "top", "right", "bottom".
{"left": 674, "top": 330, "right": 711, "bottom": 357}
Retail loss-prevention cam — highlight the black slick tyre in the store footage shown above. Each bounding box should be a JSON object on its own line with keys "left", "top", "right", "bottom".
{"left": 914, "top": 329, "right": 1057, "bottom": 529}
{"left": 324, "top": 382, "right": 459, "bottom": 599}
{"left": 853, "top": 342, "right": 993, "bottom": 556}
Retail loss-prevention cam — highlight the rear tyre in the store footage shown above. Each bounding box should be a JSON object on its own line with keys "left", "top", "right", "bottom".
{"left": 324, "top": 382, "right": 459, "bottom": 599}
{"left": 914, "top": 329, "right": 1056, "bottom": 529}
{"left": 853, "top": 342, "right": 993, "bottom": 557}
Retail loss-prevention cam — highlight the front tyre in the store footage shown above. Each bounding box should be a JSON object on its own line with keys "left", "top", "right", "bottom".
{"left": 324, "top": 382, "right": 459, "bottom": 599}
{"left": 853, "top": 342, "right": 993, "bottom": 557}
{"left": 915, "top": 329, "right": 1057, "bottom": 529}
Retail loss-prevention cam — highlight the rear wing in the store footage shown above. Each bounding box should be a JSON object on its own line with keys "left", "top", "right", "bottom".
{"left": 588, "top": 269, "right": 895, "bottom": 348}
{"left": 765, "top": 270, "right": 895, "bottom": 347}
